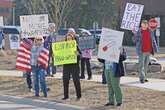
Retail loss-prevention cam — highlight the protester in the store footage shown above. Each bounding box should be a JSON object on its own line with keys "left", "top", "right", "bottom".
{"left": 31, "top": 36, "right": 47, "bottom": 97}
{"left": 79, "top": 29, "right": 93, "bottom": 80}
{"left": 46, "top": 23, "right": 56, "bottom": 76}
{"left": 134, "top": 20, "right": 158, "bottom": 83}
{"left": 62, "top": 29, "right": 81, "bottom": 100}
{"left": 104, "top": 48, "right": 126, "bottom": 106}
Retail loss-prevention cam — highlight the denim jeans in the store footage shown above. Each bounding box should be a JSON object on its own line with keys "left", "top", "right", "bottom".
{"left": 138, "top": 53, "right": 150, "bottom": 81}
{"left": 32, "top": 65, "right": 47, "bottom": 97}
{"left": 47, "top": 63, "right": 56, "bottom": 75}
{"left": 47, "top": 54, "right": 56, "bottom": 75}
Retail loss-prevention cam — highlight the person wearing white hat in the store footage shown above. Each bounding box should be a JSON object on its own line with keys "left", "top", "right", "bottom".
{"left": 79, "top": 29, "right": 92, "bottom": 80}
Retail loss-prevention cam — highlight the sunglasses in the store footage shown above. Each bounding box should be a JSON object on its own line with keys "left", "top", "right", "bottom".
{"left": 36, "top": 39, "right": 42, "bottom": 41}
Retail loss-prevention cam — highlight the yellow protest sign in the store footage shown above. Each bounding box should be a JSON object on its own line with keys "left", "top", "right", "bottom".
{"left": 52, "top": 40, "right": 77, "bottom": 65}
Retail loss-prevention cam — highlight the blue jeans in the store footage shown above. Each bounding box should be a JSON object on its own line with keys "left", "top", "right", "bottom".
{"left": 47, "top": 54, "right": 56, "bottom": 75}
{"left": 32, "top": 65, "right": 47, "bottom": 97}
{"left": 47, "top": 63, "right": 56, "bottom": 75}
{"left": 138, "top": 53, "right": 150, "bottom": 81}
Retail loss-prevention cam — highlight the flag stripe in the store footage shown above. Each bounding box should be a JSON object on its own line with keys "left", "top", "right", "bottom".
{"left": 39, "top": 52, "right": 49, "bottom": 61}
{"left": 17, "top": 53, "right": 30, "bottom": 59}
{"left": 37, "top": 47, "right": 49, "bottom": 69}
{"left": 17, "top": 58, "right": 31, "bottom": 64}
{"left": 16, "top": 39, "right": 32, "bottom": 71}
{"left": 18, "top": 47, "right": 31, "bottom": 55}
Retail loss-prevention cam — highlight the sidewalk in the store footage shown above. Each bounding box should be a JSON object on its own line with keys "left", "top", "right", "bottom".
{"left": 0, "top": 70, "right": 165, "bottom": 92}
{"left": 0, "top": 95, "right": 87, "bottom": 110}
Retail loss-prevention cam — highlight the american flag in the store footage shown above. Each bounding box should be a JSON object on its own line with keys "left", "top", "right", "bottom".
{"left": 37, "top": 41, "right": 49, "bottom": 69}
{"left": 16, "top": 39, "right": 32, "bottom": 72}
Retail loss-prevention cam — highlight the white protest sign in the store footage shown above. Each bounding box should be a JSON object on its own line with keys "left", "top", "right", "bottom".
{"left": 0, "top": 16, "right": 4, "bottom": 26}
{"left": 98, "top": 28, "right": 124, "bottom": 63}
{"left": 121, "top": 3, "right": 144, "bottom": 31}
{"left": 20, "top": 14, "right": 48, "bottom": 38}
{"left": 9, "top": 34, "right": 20, "bottom": 49}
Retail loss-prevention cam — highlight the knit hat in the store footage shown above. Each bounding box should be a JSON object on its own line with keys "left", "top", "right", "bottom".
{"left": 141, "top": 20, "right": 148, "bottom": 23}
{"left": 68, "top": 28, "right": 76, "bottom": 35}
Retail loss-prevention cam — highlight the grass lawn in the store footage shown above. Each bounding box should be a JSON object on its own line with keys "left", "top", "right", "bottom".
{"left": 0, "top": 76, "right": 165, "bottom": 110}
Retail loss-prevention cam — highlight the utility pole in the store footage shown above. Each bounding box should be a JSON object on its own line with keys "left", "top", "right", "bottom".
{"left": 12, "top": 0, "right": 16, "bottom": 26}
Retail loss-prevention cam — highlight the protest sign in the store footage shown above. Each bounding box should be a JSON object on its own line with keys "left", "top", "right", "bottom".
{"left": 98, "top": 28, "right": 124, "bottom": 63}
{"left": 9, "top": 34, "right": 20, "bottom": 49}
{"left": 121, "top": 3, "right": 144, "bottom": 31}
{"left": 77, "top": 35, "right": 95, "bottom": 50}
{"left": 52, "top": 40, "right": 77, "bottom": 65}
{"left": 20, "top": 14, "right": 48, "bottom": 38}
{"left": 82, "top": 49, "right": 93, "bottom": 58}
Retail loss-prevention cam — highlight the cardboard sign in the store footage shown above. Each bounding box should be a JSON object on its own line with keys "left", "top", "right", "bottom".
{"left": 20, "top": 14, "right": 48, "bottom": 38}
{"left": 121, "top": 3, "right": 144, "bottom": 31}
{"left": 77, "top": 35, "right": 95, "bottom": 50}
{"left": 52, "top": 40, "right": 77, "bottom": 65}
{"left": 9, "top": 34, "right": 20, "bottom": 49}
{"left": 98, "top": 28, "right": 124, "bottom": 63}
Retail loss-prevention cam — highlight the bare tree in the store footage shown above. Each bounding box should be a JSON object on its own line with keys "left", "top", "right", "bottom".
{"left": 21, "top": 0, "right": 75, "bottom": 29}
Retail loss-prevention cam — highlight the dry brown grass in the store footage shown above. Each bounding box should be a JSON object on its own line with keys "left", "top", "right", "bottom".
{"left": 0, "top": 76, "right": 165, "bottom": 110}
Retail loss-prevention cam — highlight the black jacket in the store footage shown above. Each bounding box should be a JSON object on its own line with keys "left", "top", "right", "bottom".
{"left": 113, "top": 48, "right": 127, "bottom": 77}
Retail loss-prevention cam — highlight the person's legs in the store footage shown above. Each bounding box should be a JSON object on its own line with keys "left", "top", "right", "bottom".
{"left": 86, "top": 58, "right": 92, "bottom": 80}
{"left": 52, "top": 64, "right": 56, "bottom": 75}
{"left": 32, "top": 66, "right": 39, "bottom": 96}
{"left": 80, "top": 58, "right": 85, "bottom": 78}
{"left": 63, "top": 72, "right": 70, "bottom": 99}
{"left": 109, "top": 72, "right": 122, "bottom": 105}
{"left": 102, "top": 63, "right": 106, "bottom": 84}
{"left": 46, "top": 55, "right": 51, "bottom": 76}
{"left": 39, "top": 67, "right": 47, "bottom": 97}
{"left": 105, "top": 68, "right": 115, "bottom": 105}
{"left": 138, "top": 53, "right": 146, "bottom": 82}
{"left": 52, "top": 56, "right": 56, "bottom": 75}
{"left": 144, "top": 54, "right": 150, "bottom": 80}
{"left": 72, "top": 72, "right": 81, "bottom": 99}
{"left": 26, "top": 72, "right": 32, "bottom": 91}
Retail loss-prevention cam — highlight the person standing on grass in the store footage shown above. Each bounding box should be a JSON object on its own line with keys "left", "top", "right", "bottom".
{"left": 134, "top": 20, "right": 158, "bottom": 83}
{"left": 79, "top": 29, "right": 93, "bottom": 80}
{"left": 31, "top": 36, "right": 47, "bottom": 97}
{"left": 104, "top": 48, "right": 126, "bottom": 106}
{"left": 62, "top": 30, "right": 81, "bottom": 100}
{"left": 45, "top": 23, "right": 57, "bottom": 77}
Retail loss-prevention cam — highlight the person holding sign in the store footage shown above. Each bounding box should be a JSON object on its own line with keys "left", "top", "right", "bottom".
{"left": 79, "top": 29, "right": 93, "bottom": 80}
{"left": 31, "top": 36, "right": 48, "bottom": 97}
{"left": 62, "top": 30, "right": 81, "bottom": 100}
{"left": 135, "top": 20, "right": 158, "bottom": 83}
{"left": 104, "top": 48, "right": 126, "bottom": 106}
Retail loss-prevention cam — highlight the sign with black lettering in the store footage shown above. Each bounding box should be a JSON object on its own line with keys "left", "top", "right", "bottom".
{"left": 121, "top": 3, "right": 144, "bottom": 31}
{"left": 52, "top": 40, "right": 77, "bottom": 65}
{"left": 20, "top": 14, "right": 48, "bottom": 38}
